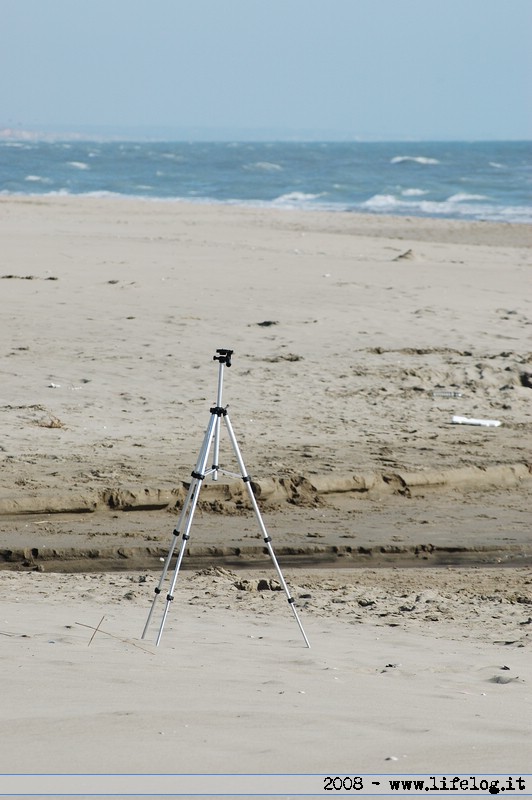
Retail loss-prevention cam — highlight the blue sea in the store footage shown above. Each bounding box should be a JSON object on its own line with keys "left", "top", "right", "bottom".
{"left": 1, "top": 139, "right": 530, "bottom": 223}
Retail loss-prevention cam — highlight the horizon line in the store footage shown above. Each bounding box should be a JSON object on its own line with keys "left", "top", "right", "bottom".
{"left": 1, "top": 126, "right": 530, "bottom": 144}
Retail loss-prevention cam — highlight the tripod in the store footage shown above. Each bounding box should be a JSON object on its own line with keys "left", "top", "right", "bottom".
{"left": 141, "top": 349, "right": 310, "bottom": 648}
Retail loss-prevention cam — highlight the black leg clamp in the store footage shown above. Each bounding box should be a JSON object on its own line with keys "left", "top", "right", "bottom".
{"left": 209, "top": 406, "right": 228, "bottom": 417}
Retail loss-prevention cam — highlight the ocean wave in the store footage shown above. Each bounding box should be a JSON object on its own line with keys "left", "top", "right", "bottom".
{"left": 243, "top": 161, "right": 283, "bottom": 172}
{"left": 0, "top": 186, "right": 529, "bottom": 223}
{"left": 361, "top": 193, "right": 532, "bottom": 223}
{"left": 159, "top": 152, "right": 186, "bottom": 162}
{"left": 25, "top": 175, "right": 51, "bottom": 183}
{"left": 447, "top": 192, "right": 489, "bottom": 202}
{"left": 0, "top": 188, "right": 127, "bottom": 200}
{"left": 401, "top": 188, "right": 428, "bottom": 196}
{"left": 272, "top": 191, "right": 326, "bottom": 207}
{"left": 67, "top": 161, "right": 89, "bottom": 170}
{"left": 391, "top": 156, "right": 440, "bottom": 165}
{"left": 362, "top": 194, "right": 397, "bottom": 209}
{"left": 2, "top": 141, "right": 32, "bottom": 148}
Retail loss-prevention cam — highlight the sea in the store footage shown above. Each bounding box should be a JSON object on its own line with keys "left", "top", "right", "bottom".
{"left": 1, "top": 139, "right": 531, "bottom": 224}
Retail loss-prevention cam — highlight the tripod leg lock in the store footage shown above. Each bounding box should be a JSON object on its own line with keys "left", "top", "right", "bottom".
{"left": 288, "top": 597, "right": 295, "bottom": 604}
{"left": 191, "top": 470, "right": 205, "bottom": 480}
{"left": 209, "top": 405, "right": 228, "bottom": 417}
{"left": 263, "top": 536, "right": 272, "bottom": 543}
{"left": 166, "top": 594, "right": 174, "bottom": 602}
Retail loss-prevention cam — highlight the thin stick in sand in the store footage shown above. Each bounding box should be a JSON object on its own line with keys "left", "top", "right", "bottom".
{"left": 76, "top": 619, "right": 154, "bottom": 654}
{"left": 85, "top": 615, "right": 106, "bottom": 647}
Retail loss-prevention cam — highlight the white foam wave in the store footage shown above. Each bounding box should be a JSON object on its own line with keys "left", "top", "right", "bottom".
{"left": 447, "top": 192, "right": 489, "bottom": 203}
{"left": 391, "top": 156, "right": 440, "bottom": 165}
{"left": 160, "top": 152, "right": 186, "bottom": 162}
{"left": 67, "top": 161, "right": 89, "bottom": 170}
{"left": 1, "top": 186, "right": 528, "bottom": 224}
{"left": 273, "top": 191, "right": 324, "bottom": 206}
{"left": 362, "top": 194, "right": 398, "bottom": 210}
{"left": 401, "top": 188, "right": 427, "bottom": 196}
{"left": 2, "top": 141, "right": 30, "bottom": 148}
{"left": 361, "top": 192, "right": 532, "bottom": 223}
{"left": 25, "top": 175, "right": 51, "bottom": 183}
{"left": 243, "top": 161, "right": 283, "bottom": 172}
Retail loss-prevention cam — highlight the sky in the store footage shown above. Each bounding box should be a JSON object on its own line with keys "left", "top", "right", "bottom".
{"left": 1, "top": 0, "right": 531, "bottom": 140}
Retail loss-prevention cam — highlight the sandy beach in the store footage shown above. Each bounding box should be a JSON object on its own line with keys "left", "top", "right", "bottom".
{"left": 0, "top": 196, "right": 531, "bottom": 790}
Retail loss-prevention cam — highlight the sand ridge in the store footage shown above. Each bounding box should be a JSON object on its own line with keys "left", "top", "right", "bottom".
{"left": 1, "top": 196, "right": 531, "bottom": 573}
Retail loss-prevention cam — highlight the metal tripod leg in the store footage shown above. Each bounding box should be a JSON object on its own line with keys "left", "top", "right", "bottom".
{"left": 223, "top": 413, "right": 311, "bottom": 648}
{"left": 141, "top": 412, "right": 217, "bottom": 642}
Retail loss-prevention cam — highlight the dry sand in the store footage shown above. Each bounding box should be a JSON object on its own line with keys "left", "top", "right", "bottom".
{"left": 1, "top": 567, "right": 531, "bottom": 779}
{"left": 0, "top": 196, "right": 531, "bottom": 789}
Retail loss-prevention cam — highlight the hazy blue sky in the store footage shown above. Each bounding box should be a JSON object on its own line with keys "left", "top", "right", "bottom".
{"left": 1, "top": 0, "right": 531, "bottom": 140}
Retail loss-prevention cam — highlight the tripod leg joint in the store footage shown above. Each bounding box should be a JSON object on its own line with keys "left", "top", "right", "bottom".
{"left": 191, "top": 470, "right": 205, "bottom": 480}
{"left": 209, "top": 405, "right": 228, "bottom": 417}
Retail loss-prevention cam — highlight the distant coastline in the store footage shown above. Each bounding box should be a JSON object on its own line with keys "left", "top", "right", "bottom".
{"left": 2, "top": 126, "right": 531, "bottom": 144}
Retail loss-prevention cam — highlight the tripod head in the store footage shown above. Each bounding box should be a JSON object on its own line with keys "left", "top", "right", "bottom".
{"left": 213, "top": 348, "right": 233, "bottom": 367}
